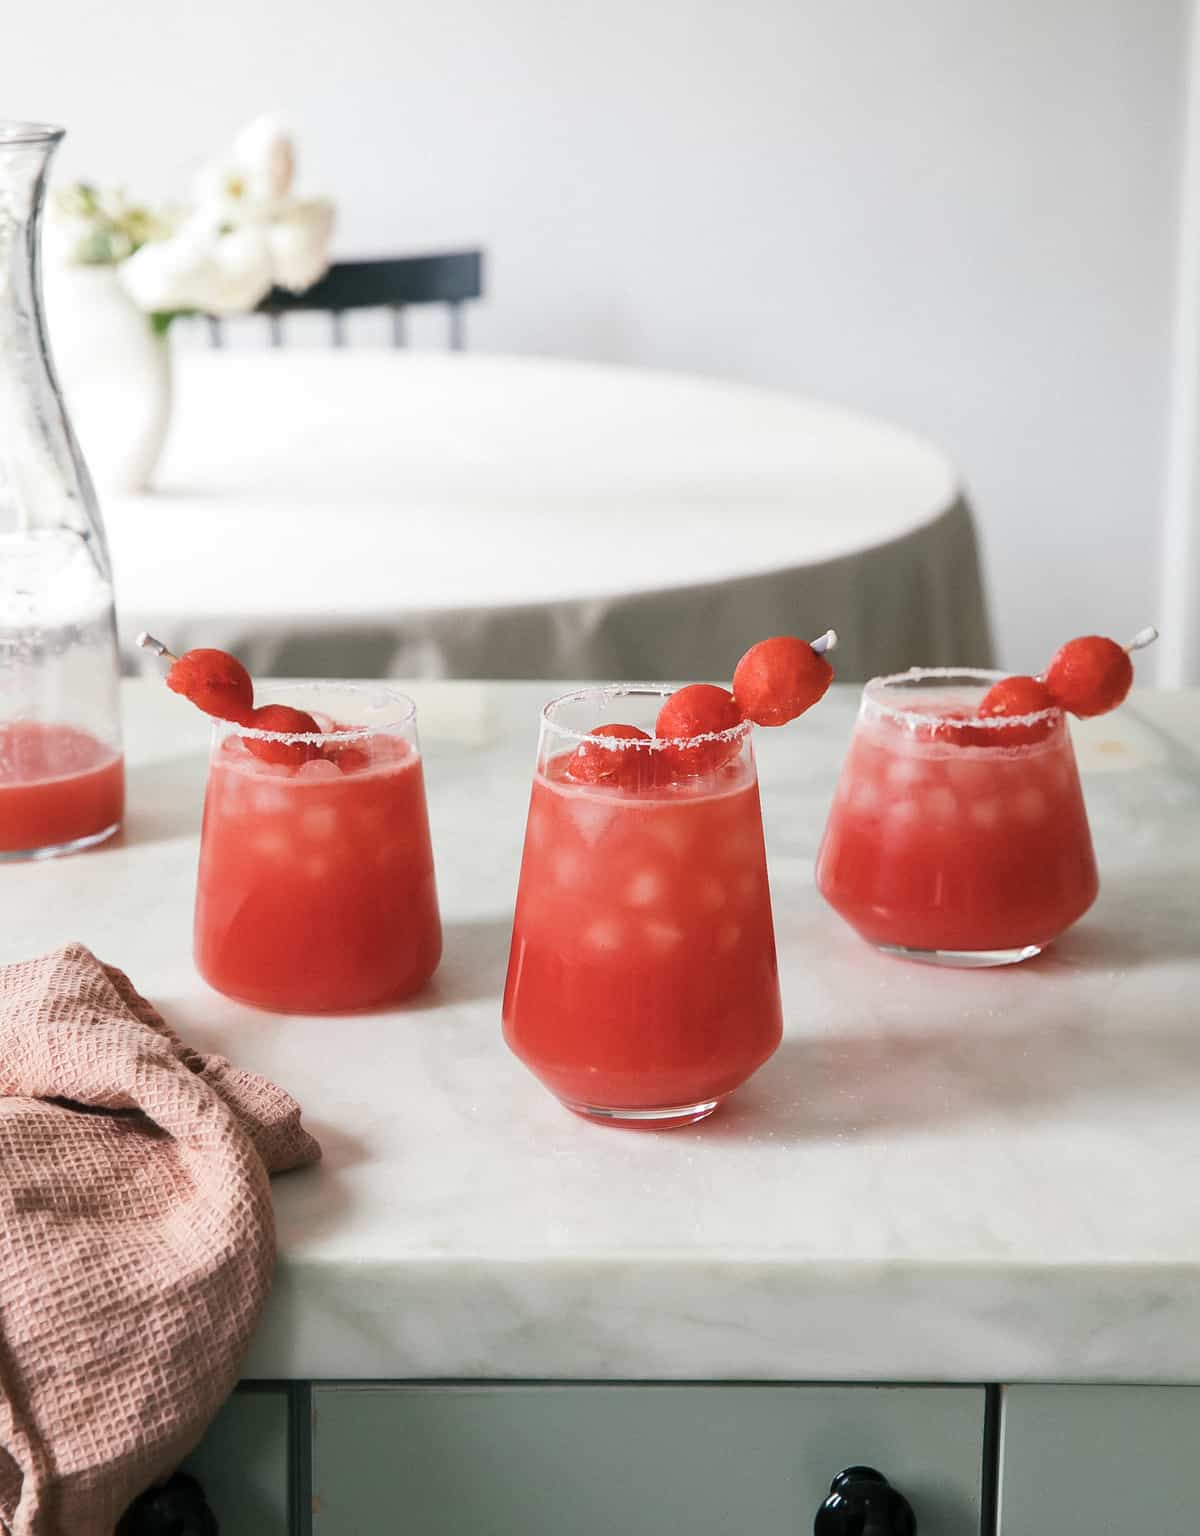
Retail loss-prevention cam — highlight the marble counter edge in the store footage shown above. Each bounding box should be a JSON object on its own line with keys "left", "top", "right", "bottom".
{"left": 243, "top": 1250, "right": 1200, "bottom": 1384}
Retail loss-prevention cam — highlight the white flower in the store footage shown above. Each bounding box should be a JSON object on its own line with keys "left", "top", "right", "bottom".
{"left": 232, "top": 114, "right": 295, "bottom": 202}
{"left": 206, "top": 224, "right": 275, "bottom": 312}
{"left": 191, "top": 158, "right": 255, "bottom": 225}
{"left": 267, "top": 198, "right": 334, "bottom": 292}
{"left": 48, "top": 181, "right": 175, "bottom": 268}
{"left": 119, "top": 224, "right": 212, "bottom": 312}
{"left": 114, "top": 114, "right": 331, "bottom": 315}
{"left": 119, "top": 219, "right": 274, "bottom": 315}
{"left": 193, "top": 115, "right": 295, "bottom": 223}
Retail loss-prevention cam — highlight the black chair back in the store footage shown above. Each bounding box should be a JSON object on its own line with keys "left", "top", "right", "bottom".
{"left": 206, "top": 250, "right": 484, "bottom": 349}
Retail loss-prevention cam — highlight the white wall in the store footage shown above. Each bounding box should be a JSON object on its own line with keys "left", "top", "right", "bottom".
{"left": 8, "top": 0, "right": 1191, "bottom": 676}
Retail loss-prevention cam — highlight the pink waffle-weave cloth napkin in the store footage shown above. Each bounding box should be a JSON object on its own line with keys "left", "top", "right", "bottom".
{"left": 0, "top": 943, "right": 321, "bottom": 1536}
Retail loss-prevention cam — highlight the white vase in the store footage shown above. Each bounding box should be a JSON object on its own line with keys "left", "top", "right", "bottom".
{"left": 42, "top": 262, "right": 172, "bottom": 495}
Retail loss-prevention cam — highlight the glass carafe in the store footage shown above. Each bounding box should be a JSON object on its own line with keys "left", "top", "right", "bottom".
{"left": 0, "top": 123, "right": 123, "bottom": 860}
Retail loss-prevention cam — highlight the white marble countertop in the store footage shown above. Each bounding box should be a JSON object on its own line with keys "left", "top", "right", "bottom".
{"left": 5, "top": 680, "right": 1200, "bottom": 1384}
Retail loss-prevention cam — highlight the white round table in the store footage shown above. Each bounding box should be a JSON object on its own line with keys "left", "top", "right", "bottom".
{"left": 105, "top": 350, "right": 990, "bottom": 682}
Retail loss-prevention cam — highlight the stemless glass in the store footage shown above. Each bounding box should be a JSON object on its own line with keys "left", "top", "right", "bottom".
{"left": 194, "top": 683, "right": 441, "bottom": 1012}
{"left": 816, "top": 668, "right": 1099, "bottom": 965}
{"left": 503, "top": 685, "right": 783, "bottom": 1128}
{"left": 0, "top": 123, "right": 123, "bottom": 861}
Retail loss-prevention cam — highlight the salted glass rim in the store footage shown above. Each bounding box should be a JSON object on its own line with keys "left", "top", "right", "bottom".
{"left": 221, "top": 680, "right": 417, "bottom": 743}
{"left": 0, "top": 122, "right": 65, "bottom": 147}
{"left": 863, "top": 666, "right": 1062, "bottom": 732}
{"left": 542, "top": 683, "right": 751, "bottom": 750}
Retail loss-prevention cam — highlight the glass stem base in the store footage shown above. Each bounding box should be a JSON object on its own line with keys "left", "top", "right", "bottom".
{"left": 877, "top": 940, "right": 1045, "bottom": 968}
{"left": 562, "top": 1096, "right": 722, "bottom": 1130}
{"left": 0, "top": 820, "right": 120, "bottom": 863}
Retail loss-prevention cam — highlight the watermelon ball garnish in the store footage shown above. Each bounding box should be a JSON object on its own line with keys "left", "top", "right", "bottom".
{"left": 655, "top": 684, "right": 744, "bottom": 776}
{"left": 1043, "top": 635, "right": 1135, "bottom": 719}
{"left": 244, "top": 703, "right": 322, "bottom": 766}
{"left": 566, "top": 724, "right": 653, "bottom": 788}
{"left": 167, "top": 648, "right": 255, "bottom": 724}
{"left": 976, "top": 674, "right": 1057, "bottom": 745}
{"left": 978, "top": 675, "right": 1056, "bottom": 718}
{"left": 138, "top": 633, "right": 255, "bottom": 724}
{"left": 323, "top": 741, "right": 370, "bottom": 774}
{"left": 322, "top": 728, "right": 371, "bottom": 774}
{"left": 732, "top": 633, "right": 835, "bottom": 726}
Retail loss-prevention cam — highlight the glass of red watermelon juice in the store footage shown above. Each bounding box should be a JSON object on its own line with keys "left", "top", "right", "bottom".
{"left": 503, "top": 685, "right": 783, "bottom": 1128}
{"left": 194, "top": 683, "right": 442, "bottom": 1012}
{"left": 816, "top": 668, "right": 1098, "bottom": 965}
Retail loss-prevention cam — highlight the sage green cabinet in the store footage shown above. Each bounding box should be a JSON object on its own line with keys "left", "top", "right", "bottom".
{"left": 184, "top": 1385, "right": 291, "bottom": 1536}
{"left": 177, "top": 1377, "right": 1200, "bottom": 1532}
{"left": 311, "top": 1383, "right": 986, "bottom": 1535}
{"left": 999, "top": 1385, "right": 1200, "bottom": 1534}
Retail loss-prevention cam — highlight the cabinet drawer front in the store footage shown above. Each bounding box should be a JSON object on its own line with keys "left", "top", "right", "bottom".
{"left": 312, "top": 1383, "right": 985, "bottom": 1535}
{"left": 184, "top": 1385, "right": 291, "bottom": 1536}
{"left": 1000, "top": 1385, "right": 1200, "bottom": 1534}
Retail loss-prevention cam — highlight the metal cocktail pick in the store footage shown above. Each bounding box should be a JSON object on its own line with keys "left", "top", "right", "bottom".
{"left": 136, "top": 632, "right": 178, "bottom": 664}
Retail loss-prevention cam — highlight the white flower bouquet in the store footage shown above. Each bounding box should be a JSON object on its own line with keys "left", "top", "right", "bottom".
{"left": 53, "top": 115, "right": 335, "bottom": 329}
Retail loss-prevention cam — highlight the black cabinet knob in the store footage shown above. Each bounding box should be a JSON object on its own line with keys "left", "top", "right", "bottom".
{"left": 814, "top": 1465, "right": 917, "bottom": 1535}
{"left": 116, "top": 1471, "right": 219, "bottom": 1535}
